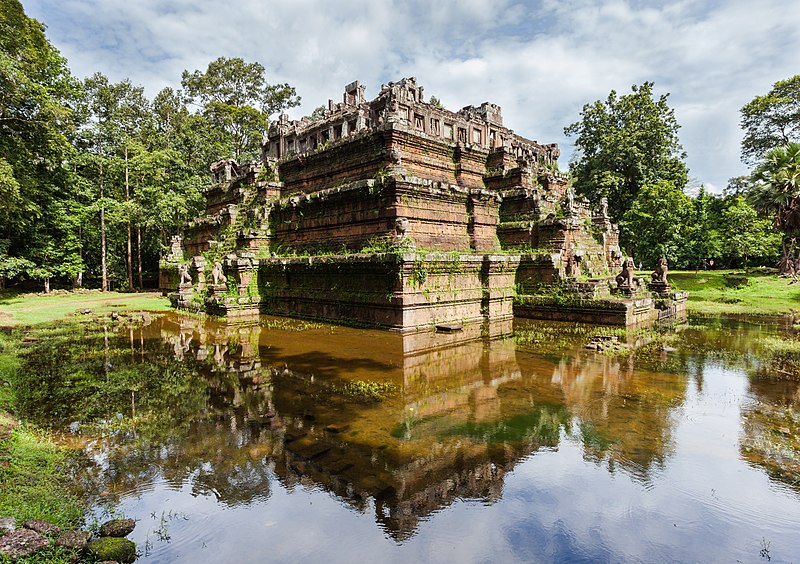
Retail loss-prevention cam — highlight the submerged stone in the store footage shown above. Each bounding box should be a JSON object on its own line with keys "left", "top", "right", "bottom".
{"left": 87, "top": 536, "right": 137, "bottom": 563}
{"left": 99, "top": 518, "right": 136, "bottom": 537}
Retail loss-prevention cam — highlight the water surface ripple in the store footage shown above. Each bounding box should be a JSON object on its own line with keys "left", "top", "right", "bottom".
{"left": 17, "top": 314, "right": 800, "bottom": 562}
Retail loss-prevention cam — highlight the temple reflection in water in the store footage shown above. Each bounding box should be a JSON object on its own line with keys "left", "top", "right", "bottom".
{"left": 57, "top": 314, "right": 688, "bottom": 541}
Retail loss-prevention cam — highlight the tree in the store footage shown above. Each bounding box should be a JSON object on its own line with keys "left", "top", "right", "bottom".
{"left": 131, "top": 147, "right": 203, "bottom": 262}
{"left": 114, "top": 82, "right": 150, "bottom": 290}
{"left": 724, "top": 175, "right": 755, "bottom": 197}
{"left": 620, "top": 180, "right": 691, "bottom": 268}
{"left": 0, "top": 239, "right": 32, "bottom": 289}
{"left": 181, "top": 57, "right": 300, "bottom": 161}
{"left": 0, "top": 0, "right": 84, "bottom": 289}
{"left": 683, "top": 186, "right": 721, "bottom": 269}
{"left": 305, "top": 105, "right": 326, "bottom": 122}
{"left": 749, "top": 142, "right": 800, "bottom": 273}
{"left": 740, "top": 75, "right": 800, "bottom": 165}
{"left": 720, "top": 197, "right": 781, "bottom": 268}
{"left": 564, "top": 82, "right": 688, "bottom": 224}
{"left": 81, "top": 73, "right": 116, "bottom": 291}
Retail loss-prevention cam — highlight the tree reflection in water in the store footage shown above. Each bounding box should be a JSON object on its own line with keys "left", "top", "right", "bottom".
{"left": 9, "top": 313, "right": 800, "bottom": 545}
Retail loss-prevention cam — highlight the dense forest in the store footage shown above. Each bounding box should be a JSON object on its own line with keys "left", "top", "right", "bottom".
{"left": 1, "top": 0, "right": 798, "bottom": 291}
{"left": 0, "top": 0, "right": 298, "bottom": 291}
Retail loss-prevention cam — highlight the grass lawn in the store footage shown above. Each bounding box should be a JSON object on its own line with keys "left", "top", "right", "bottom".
{"left": 670, "top": 269, "right": 800, "bottom": 317}
{"left": 0, "top": 289, "right": 172, "bottom": 326}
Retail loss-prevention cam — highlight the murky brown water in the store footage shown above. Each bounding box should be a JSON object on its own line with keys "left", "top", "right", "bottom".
{"left": 14, "top": 314, "right": 800, "bottom": 562}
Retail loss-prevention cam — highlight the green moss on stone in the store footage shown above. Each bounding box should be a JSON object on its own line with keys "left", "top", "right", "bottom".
{"left": 87, "top": 536, "right": 137, "bottom": 563}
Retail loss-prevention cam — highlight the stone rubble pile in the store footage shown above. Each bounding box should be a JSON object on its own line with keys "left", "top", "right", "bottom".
{"left": 0, "top": 516, "right": 137, "bottom": 562}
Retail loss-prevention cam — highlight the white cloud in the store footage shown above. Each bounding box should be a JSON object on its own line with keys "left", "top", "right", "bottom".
{"left": 25, "top": 0, "right": 800, "bottom": 189}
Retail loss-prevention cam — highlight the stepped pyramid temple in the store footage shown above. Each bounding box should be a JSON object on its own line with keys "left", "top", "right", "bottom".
{"left": 161, "top": 78, "right": 686, "bottom": 330}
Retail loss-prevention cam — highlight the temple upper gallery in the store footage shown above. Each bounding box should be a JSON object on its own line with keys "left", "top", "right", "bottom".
{"left": 161, "top": 78, "right": 685, "bottom": 330}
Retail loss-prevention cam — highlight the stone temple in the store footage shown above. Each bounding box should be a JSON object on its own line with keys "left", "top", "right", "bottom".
{"left": 161, "top": 78, "right": 686, "bottom": 330}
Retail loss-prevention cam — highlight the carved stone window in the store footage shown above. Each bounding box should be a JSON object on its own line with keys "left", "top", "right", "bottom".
{"left": 299, "top": 138, "right": 307, "bottom": 152}
{"left": 414, "top": 114, "right": 424, "bottom": 130}
{"left": 430, "top": 118, "right": 440, "bottom": 135}
{"left": 348, "top": 120, "right": 357, "bottom": 134}
{"left": 472, "top": 129, "right": 482, "bottom": 144}
{"left": 444, "top": 123, "right": 453, "bottom": 139}
{"left": 489, "top": 130, "right": 497, "bottom": 147}
{"left": 321, "top": 130, "right": 329, "bottom": 143}
{"left": 457, "top": 127, "right": 467, "bottom": 143}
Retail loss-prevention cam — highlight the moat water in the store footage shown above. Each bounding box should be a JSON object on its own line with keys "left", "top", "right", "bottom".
{"left": 13, "top": 313, "right": 800, "bottom": 562}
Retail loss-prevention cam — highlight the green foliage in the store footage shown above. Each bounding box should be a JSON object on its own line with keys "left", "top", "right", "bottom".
{"left": 750, "top": 142, "right": 800, "bottom": 234}
{"left": 621, "top": 180, "right": 691, "bottom": 267}
{"left": 683, "top": 186, "right": 721, "bottom": 269}
{"left": 9, "top": 320, "right": 208, "bottom": 436}
{"left": 181, "top": 56, "right": 300, "bottom": 161}
{"left": 720, "top": 197, "right": 781, "bottom": 267}
{"left": 329, "top": 381, "right": 397, "bottom": 403}
{"left": 0, "top": 0, "right": 85, "bottom": 290}
{"left": 725, "top": 175, "right": 755, "bottom": 196}
{"left": 438, "top": 403, "right": 568, "bottom": 445}
{"left": 740, "top": 75, "right": 800, "bottom": 164}
{"left": 0, "top": 239, "right": 34, "bottom": 287}
{"left": 564, "top": 82, "right": 688, "bottom": 223}
{"left": 747, "top": 143, "right": 800, "bottom": 273}
{"left": 305, "top": 105, "right": 327, "bottom": 122}
{"left": 514, "top": 322, "right": 633, "bottom": 355}
{"left": 359, "top": 236, "right": 403, "bottom": 254}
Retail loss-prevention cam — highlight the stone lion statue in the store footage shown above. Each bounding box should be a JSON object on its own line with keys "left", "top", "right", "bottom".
{"left": 211, "top": 261, "right": 227, "bottom": 285}
{"left": 394, "top": 217, "right": 409, "bottom": 236}
{"left": 615, "top": 258, "right": 636, "bottom": 289}
{"left": 651, "top": 257, "right": 668, "bottom": 283}
{"left": 178, "top": 263, "right": 192, "bottom": 285}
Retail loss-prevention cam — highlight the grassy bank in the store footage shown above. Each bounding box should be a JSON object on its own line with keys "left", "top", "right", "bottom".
{"left": 0, "top": 331, "right": 86, "bottom": 562}
{"left": 670, "top": 270, "right": 800, "bottom": 317}
{"left": 0, "top": 290, "right": 172, "bottom": 561}
{"left": 0, "top": 289, "right": 171, "bottom": 326}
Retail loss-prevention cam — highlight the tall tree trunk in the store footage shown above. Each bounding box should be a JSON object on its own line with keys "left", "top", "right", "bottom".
{"left": 100, "top": 156, "right": 108, "bottom": 292}
{"left": 74, "top": 164, "right": 85, "bottom": 289}
{"left": 74, "top": 224, "right": 83, "bottom": 288}
{"left": 779, "top": 237, "right": 796, "bottom": 276}
{"left": 125, "top": 145, "right": 133, "bottom": 290}
{"left": 137, "top": 224, "right": 143, "bottom": 289}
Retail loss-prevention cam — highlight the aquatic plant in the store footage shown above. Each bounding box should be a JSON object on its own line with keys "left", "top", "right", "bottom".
{"left": 329, "top": 381, "right": 397, "bottom": 403}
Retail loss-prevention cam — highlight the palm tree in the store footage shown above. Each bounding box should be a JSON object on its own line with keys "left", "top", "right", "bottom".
{"left": 750, "top": 142, "right": 800, "bottom": 274}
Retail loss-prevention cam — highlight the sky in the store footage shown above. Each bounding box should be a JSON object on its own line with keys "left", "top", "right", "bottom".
{"left": 23, "top": 0, "right": 800, "bottom": 193}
